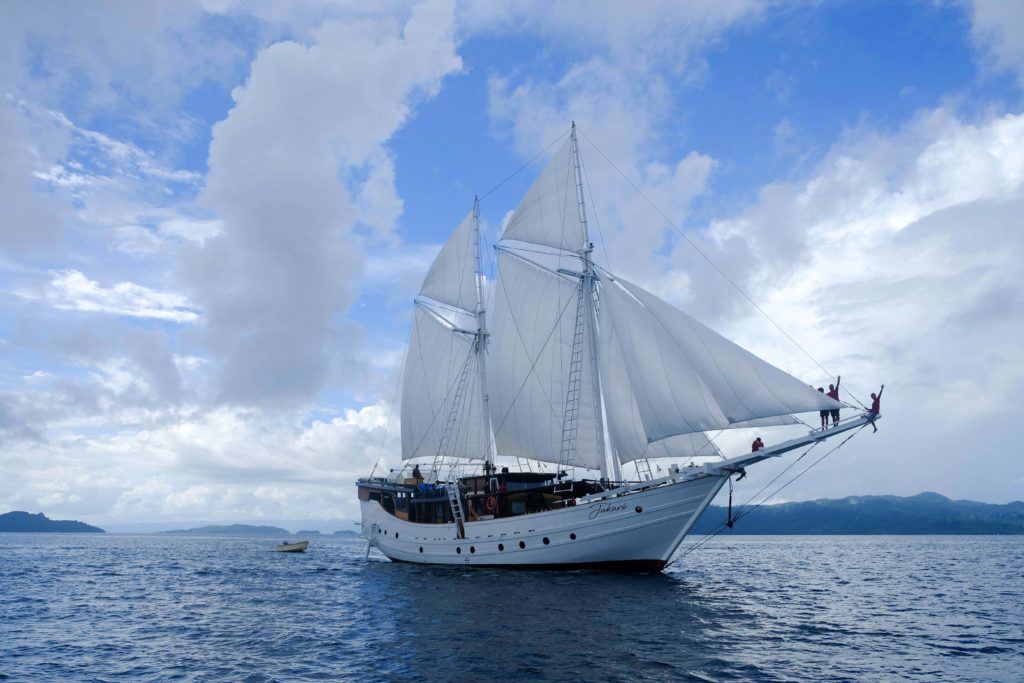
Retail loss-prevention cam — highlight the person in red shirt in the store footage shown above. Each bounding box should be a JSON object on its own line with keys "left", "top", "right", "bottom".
{"left": 867, "top": 384, "right": 884, "bottom": 432}
{"left": 751, "top": 437, "right": 764, "bottom": 452}
{"left": 817, "top": 387, "right": 829, "bottom": 429}
{"left": 826, "top": 375, "right": 841, "bottom": 427}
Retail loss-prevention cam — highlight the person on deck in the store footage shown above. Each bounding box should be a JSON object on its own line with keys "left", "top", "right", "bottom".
{"left": 817, "top": 387, "right": 828, "bottom": 430}
{"left": 827, "top": 376, "right": 841, "bottom": 427}
{"left": 751, "top": 437, "right": 764, "bottom": 452}
{"left": 867, "top": 385, "right": 884, "bottom": 433}
{"left": 412, "top": 464, "right": 422, "bottom": 482}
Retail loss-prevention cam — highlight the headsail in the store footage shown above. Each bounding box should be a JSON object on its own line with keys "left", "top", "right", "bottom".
{"left": 598, "top": 273, "right": 841, "bottom": 444}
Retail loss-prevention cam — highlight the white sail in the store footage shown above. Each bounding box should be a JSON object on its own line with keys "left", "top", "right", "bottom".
{"left": 401, "top": 306, "right": 488, "bottom": 462}
{"left": 600, "top": 316, "right": 719, "bottom": 462}
{"left": 500, "top": 137, "right": 585, "bottom": 254}
{"left": 420, "top": 211, "right": 479, "bottom": 312}
{"left": 487, "top": 250, "right": 601, "bottom": 469}
{"left": 598, "top": 274, "right": 840, "bottom": 443}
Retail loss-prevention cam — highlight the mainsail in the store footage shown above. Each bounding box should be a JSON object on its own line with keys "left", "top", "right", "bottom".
{"left": 401, "top": 126, "right": 842, "bottom": 474}
{"left": 487, "top": 249, "right": 602, "bottom": 470}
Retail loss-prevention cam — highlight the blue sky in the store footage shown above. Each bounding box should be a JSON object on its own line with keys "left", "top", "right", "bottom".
{"left": 1, "top": 1, "right": 1023, "bottom": 527}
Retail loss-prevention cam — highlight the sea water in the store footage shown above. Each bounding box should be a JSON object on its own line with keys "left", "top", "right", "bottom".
{"left": 1, "top": 534, "right": 1020, "bottom": 682}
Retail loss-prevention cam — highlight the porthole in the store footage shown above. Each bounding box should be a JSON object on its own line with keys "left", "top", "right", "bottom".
{"left": 378, "top": 528, "right": 382, "bottom": 534}
{"left": 519, "top": 541, "right": 526, "bottom": 549}
{"left": 570, "top": 533, "right": 577, "bottom": 540}
{"left": 635, "top": 506, "right": 643, "bottom": 513}
{"left": 456, "top": 546, "right": 462, "bottom": 554}
{"left": 419, "top": 547, "right": 423, "bottom": 553}
{"left": 395, "top": 532, "right": 399, "bottom": 539}
{"left": 498, "top": 543, "right": 504, "bottom": 551}
{"left": 470, "top": 546, "right": 476, "bottom": 554}
{"left": 543, "top": 537, "right": 550, "bottom": 545}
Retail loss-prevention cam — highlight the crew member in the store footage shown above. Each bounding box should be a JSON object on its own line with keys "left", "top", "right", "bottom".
{"left": 867, "top": 384, "right": 884, "bottom": 433}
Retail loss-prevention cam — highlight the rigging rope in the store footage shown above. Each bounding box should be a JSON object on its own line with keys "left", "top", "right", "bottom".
{"left": 575, "top": 127, "right": 869, "bottom": 410}
{"left": 666, "top": 425, "right": 866, "bottom": 567}
{"left": 480, "top": 130, "right": 570, "bottom": 201}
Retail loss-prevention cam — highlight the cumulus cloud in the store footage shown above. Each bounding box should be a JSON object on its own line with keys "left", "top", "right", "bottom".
{"left": 657, "top": 109, "right": 1024, "bottom": 503}
{"left": 184, "top": 0, "right": 462, "bottom": 406}
{"left": 967, "top": 0, "right": 1024, "bottom": 85}
{"left": 0, "top": 402, "right": 398, "bottom": 524}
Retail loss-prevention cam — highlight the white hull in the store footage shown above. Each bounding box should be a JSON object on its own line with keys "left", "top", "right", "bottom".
{"left": 360, "top": 473, "right": 727, "bottom": 572}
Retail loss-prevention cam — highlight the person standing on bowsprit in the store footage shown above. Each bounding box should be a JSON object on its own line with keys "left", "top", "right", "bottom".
{"left": 867, "top": 385, "right": 884, "bottom": 433}
{"left": 817, "top": 387, "right": 828, "bottom": 430}
{"left": 826, "top": 376, "right": 841, "bottom": 427}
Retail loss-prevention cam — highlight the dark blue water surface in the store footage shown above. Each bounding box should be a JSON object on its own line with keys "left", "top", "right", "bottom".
{"left": 1, "top": 534, "right": 1021, "bottom": 682}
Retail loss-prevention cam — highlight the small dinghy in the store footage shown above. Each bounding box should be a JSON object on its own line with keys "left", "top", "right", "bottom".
{"left": 276, "top": 540, "right": 308, "bottom": 553}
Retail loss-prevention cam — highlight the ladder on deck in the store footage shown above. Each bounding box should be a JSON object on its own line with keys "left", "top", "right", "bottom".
{"left": 634, "top": 457, "right": 654, "bottom": 482}
{"left": 446, "top": 480, "right": 466, "bottom": 539}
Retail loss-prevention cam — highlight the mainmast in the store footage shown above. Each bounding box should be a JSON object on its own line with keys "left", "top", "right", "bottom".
{"left": 570, "top": 123, "right": 617, "bottom": 482}
{"left": 472, "top": 196, "right": 496, "bottom": 473}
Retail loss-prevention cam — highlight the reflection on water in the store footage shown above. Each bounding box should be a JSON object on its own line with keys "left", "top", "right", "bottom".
{"left": 0, "top": 534, "right": 1020, "bottom": 682}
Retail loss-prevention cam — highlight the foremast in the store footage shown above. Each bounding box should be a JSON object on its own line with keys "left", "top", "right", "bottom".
{"left": 472, "top": 196, "right": 496, "bottom": 473}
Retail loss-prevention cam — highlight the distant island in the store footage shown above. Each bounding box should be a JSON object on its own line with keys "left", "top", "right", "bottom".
{"left": 333, "top": 529, "right": 359, "bottom": 537}
{"left": 295, "top": 529, "right": 321, "bottom": 536}
{"left": 0, "top": 511, "right": 105, "bottom": 533}
{"left": 160, "top": 524, "right": 290, "bottom": 536}
{"left": 691, "top": 492, "right": 1024, "bottom": 535}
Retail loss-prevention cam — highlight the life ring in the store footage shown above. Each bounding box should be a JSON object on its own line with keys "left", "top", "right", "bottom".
{"left": 485, "top": 496, "right": 497, "bottom": 512}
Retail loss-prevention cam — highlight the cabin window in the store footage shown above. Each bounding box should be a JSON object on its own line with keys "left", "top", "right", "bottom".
{"left": 369, "top": 491, "right": 381, "bottom": 502}
{"left": 382, "top": 494, "right": 396, "bottom": 514}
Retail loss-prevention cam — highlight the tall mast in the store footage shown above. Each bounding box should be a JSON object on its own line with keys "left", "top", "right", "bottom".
{"left": 472, "top": 196, "right": 496, "bottom": 473}
{"left": 571, "top": 123, "right": 616, "bottom": 482}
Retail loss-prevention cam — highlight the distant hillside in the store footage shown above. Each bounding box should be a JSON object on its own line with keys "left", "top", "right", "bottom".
{"left": 0, "top": 511, "right": 105, "bottom": 533}
{"left": 691, "top": 492, "right": 1024, "bottom": 535}
{"left": 160, "top": 524, "right": 290, "bottom": 536}
{"left": 333, "top": 529, "right": 359, "bottom": 537}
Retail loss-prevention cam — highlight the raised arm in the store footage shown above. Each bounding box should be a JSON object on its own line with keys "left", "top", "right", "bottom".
{"left": 877, "top": 384, "right": 884, "bottom": 398}
{"left": 836, "top": 375, "right": 841, "bottom": 390}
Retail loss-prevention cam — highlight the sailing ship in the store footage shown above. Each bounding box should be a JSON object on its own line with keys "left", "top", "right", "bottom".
{"left": 357, "top": 124, "right": 877, "bottom": 572}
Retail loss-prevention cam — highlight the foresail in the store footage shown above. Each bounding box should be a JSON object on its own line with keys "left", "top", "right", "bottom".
{"left": 598, "top": 274, "right": 841, "bottom": 444}
{"left": 401, "top": 306, "right": 488, "bottom": 462}
{"left": 500, "top": 137, "right": 585, "bottom": 254}
{"left": 419, "top": 211, "right": 479, "bottom": 313}
{"left": 487, "top": 250, "right": 601, "bottom": 469}
{"left": 600, "top": 319, "right": 719, "bottom": 462}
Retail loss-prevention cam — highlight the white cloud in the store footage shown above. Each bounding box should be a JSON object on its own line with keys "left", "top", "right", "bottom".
{"left": 158, "top": 218, "right": 223, "bottom": 244}
{"left": 22, "top": 269, "right": 200, "bottom": 323}
{"left": 184, "top": 0, "right": 462, "bottom": 406}
{"left": 967, "top": 0, "right": 1024, "bottom": 85}
{"left": 0, "top": 401, "right": 398, "bottom": 524}
{"left": 651, "top": 108, "right": 1024, "bottom": 503}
